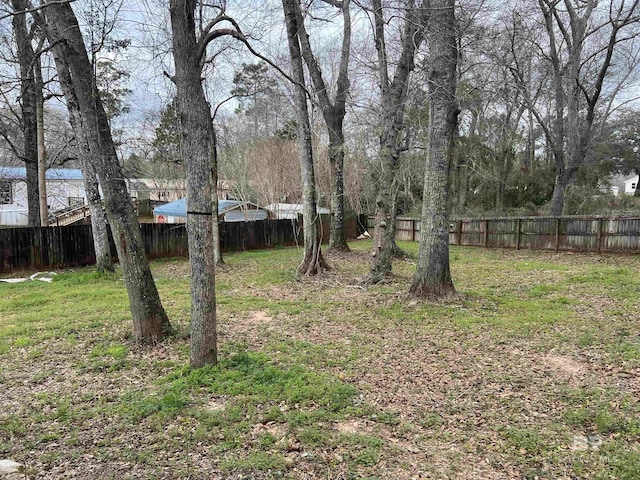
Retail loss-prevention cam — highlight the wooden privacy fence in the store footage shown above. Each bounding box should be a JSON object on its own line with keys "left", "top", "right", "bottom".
{"left": 367, "top": 215, "right": 640, "bottom": 253}
{"left": 0, "top": 216, "right": 365, "bottom": 273}
{"left": 0, "top": 220, "right": 299, "bottom": 273}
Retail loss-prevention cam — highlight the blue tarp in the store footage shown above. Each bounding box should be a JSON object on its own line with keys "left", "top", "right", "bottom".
{"left": 154, "top": 199, "right": 241, "bottom": 218}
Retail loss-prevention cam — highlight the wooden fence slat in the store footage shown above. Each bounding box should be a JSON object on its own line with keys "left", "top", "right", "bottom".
{"left": 483, "top": 220, "right": 489, "bottom": 247}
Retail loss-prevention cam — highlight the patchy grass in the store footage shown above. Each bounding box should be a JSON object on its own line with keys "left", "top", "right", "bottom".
{"left": 1, "top": 242, "right": 639, "bottom": 479}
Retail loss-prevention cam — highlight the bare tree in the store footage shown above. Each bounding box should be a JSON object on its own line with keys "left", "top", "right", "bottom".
{"left": 245, "top": 137, "right": 301, "bottom": 206}
{"left": 8, "top": 0, "right": 40, "bottom": 226}
{"left": 410, "top": 0, "right": 458, "bottom": 299}
{"left": 365, "top": 0, "right": 430, "bottom": 284}
{"left": 169, "top": 0, "right": 218, "bottom": 367}
{"left": 43, "top": 0, "right": 172, "bottom": 343}
{"left": 294, "top": 0, "right": 352, "bottom": 251}
{"left": 510, "top": 0, "right": 640, "bottom": 214}
{"left": 283, "top": 0, "right": 329, "bottom": 275}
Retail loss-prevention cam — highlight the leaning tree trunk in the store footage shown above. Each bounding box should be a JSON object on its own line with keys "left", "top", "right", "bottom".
{"left": 409, "top": 0, "right": 458, "bottom": 300}
{"left": 170, "top": 0, "right": 218, "bottom": 367}
{"left": 50, "top": 44, "right": 114, "bottom": 272}
{"left": 283, "top": 0, "right": 328, "bottom": 276}
{"left": 44, "top": 1, "right": 172, "bottom": 343}
{"left": 11, "top": 0, "right": 40, "bottom": 226}
{"left": 83, "top": 162, "right": 114, "bottom": 272}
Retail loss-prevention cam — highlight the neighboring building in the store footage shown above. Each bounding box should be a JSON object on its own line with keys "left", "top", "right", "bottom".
{"left": 153, "top": 199, "right": 270, "bottom": 224}
{"left": 264, "top": 203, "right": 331, "bottom": 220}
{"left": 0, "top": 167, "right": 85, "bottom": 226}
{"left": 623, "top": 174, "right": 639, "bottom": 195}
{"left": 605, "top": 173, "right": 627, "bottom": 197}
{"left": 127, "top": 178, "right": 235, "bottom": 203}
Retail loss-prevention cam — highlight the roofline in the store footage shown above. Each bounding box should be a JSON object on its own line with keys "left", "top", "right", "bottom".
{"left": 219, "top": 201, "right": 266, "bottom": 216}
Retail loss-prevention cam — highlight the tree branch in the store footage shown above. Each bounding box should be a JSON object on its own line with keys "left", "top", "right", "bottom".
{"left": 0, "top": 0, "right": 74, "bottom": 22}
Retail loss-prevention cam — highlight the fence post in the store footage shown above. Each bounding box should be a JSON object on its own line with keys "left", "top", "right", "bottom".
{"left": 597, "top": 217, "right": 604, "bottom": 253}
{"left": 412, "top": 219, "right": 416, "bottom": 242}
{"left": 483, "top": 220, "right": 489, "bottom": 247}
{"left": 516, "top": 218, "right": 521, "bottom": 250}
{"left": 457, "top": 220, "right": 463, "bottom": 246}
{"left": 555, "top": 218, "right": 560, "bottom": 252}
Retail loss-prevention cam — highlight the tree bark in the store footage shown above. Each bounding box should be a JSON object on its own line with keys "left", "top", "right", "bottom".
{"left": 365, "top": 0, "right": 429, "bottom": 284}
{"left": 327, "top": 122, "right": 349, "bottom": 251}
{"left": 169, "top": 0, "right": 218, "bottom": 367}
{"left": 11, "top": 0, "right": 40, "bottom": 227}
{"left": 84, "top": 162, "right": 114, "bottom": 272}
{"left": 294, "top": 0, "right": 351, "bottom": 252}
{"left": 534, "top": 0, "right": 638, "bottom": 215}
{"left": 212, "top": 127, "right": 224, "bottom": 266}
{"left": 44, "top": 1, "right": 172, "bottom": 343}
{"left": 34, "top": 53, "right": 49, "bottom": 226}
{"left": 410, "top": 0, "right": 458, "bottom": 300}
{"left": 50, "top": 43, "right": 114, "bottom": 272}
{"left": 283, "top": 0, "right": 329, "bottom": 276}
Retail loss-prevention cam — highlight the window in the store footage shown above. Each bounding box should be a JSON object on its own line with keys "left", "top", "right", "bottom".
{"left": 632, "top": 183, "right": 637, "bottom": 190}
{"left": 0, "top": 181, "right": 11, "bottom": 205}
{"left": 68, "top": 197, "right": 84, "bottom": 208}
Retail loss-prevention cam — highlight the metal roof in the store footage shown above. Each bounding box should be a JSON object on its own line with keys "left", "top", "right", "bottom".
{"left": 0, "top": 167, "right": 84, "bottom": 181}
{"left": 154, "top": 199, "right": 245, "bottom": 218}
{"left": 264, "top": 203, "right": 331, "bottom": 215}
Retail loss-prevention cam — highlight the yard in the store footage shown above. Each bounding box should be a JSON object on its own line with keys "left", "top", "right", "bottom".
{"left": 0, "top": 242, "right": 639, "bottom": 479}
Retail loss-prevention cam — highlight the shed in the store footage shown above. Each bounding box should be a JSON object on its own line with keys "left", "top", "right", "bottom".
{"left": 153, "top": 199, "right": 270, "bottom": 224}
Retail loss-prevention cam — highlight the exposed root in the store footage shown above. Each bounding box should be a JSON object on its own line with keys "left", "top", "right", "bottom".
{"left": 297, "top": 248, "right": 330, "bottom": 277}
{"left": 408, "top": 280, "right": 458, "bottom": 302}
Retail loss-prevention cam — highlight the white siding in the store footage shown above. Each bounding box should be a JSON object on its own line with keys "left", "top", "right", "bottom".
{"left": 0, "top": 209, "right": 28, "bottom": 226}
{"left": 624, "top": 175, "right": 639, "bottom": 195}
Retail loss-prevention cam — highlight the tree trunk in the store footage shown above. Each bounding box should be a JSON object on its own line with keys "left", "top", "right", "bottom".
{"left": 84, "top": 162, "right": 114, "bottom": 272}
{"left": 293, "top": 0, "right": 351, "bottom": 253}
{"left": 50, "top": 43, "right": 114, "bottom": 273}
{"left": 11, "top": 0, "right": 40, "bottom": 227}
{"left": 282, "top": 0, "right": 328, "bottom": 276}
{"left": 212, "top": 128, "right": 224, "bottom": 266}
{"left": 169, "top": 0, "right": 218, "bottom": 367}
{"left": 368, "top": 146, "right": 399, "bottom": 282}
{"left": 410, "top": 0, "right": 458, "bottom": 300}
{"left": 365, "top": 0, "right": 428, "bottom": 284}
{"left": 328, "top": 127, "right": 350, "bottom": 251}
{"left": 495, "top": 176, "right": 505, "bottom": 212}
{"left": 550, "top": 161, "right": 566, "bottom": 215}
{"left": 44, "top": 1, "right": 172, "bottom": 343}
{"left": 34, "top": 54, "right": 49, "bottom": 226}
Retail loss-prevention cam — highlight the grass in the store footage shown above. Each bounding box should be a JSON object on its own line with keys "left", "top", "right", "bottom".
{"left": 0, "top": 242, "right": 639, "bottom": 479}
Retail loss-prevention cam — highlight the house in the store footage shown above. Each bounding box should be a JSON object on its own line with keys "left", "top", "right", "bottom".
{"left": 153, "top": 199, "right": 271, "bottom": 224}
{"left": 127, "top": 178, "right": 235, "bottom": 203}
{"left": 0, "top": 167, "right": 86, "bottom": 226}
{"left": 264, "top": 202, "right": 331, "bottom": 220}
{"left": 623, "top": 174, "right": 638, "bottom": 195}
